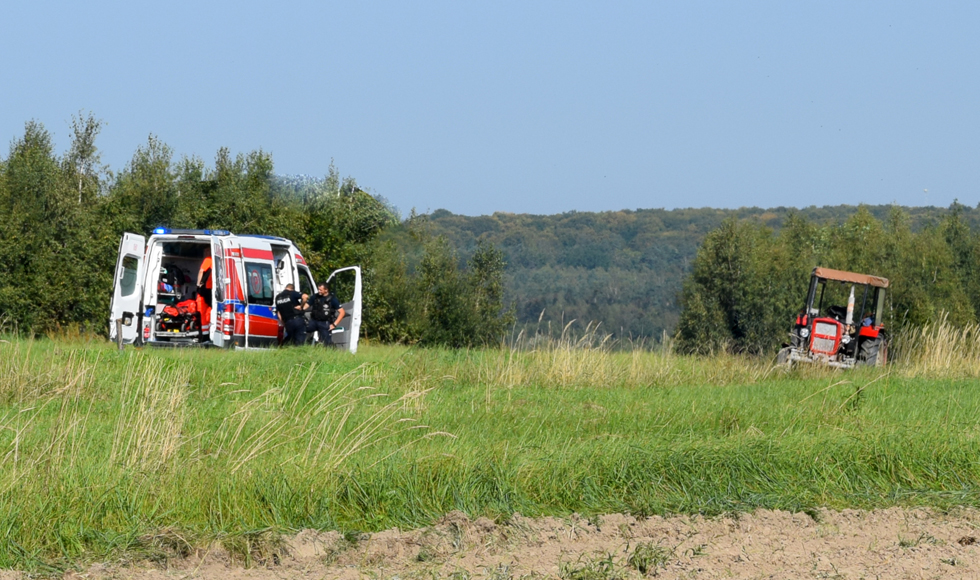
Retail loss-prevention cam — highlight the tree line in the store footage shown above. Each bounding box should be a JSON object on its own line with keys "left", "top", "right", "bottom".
{"left": 0, "top": 115, "right": 510, "bottom": 346}
{"left": 6, "top": 115, "right": 977, "bottom": 349}
{"left": 676, "top": 206, "right": 980, "bottom": 354}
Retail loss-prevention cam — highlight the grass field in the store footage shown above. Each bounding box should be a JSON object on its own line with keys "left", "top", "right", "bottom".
{"left": 1, "top": 326, "right": 980, "bottom": 571}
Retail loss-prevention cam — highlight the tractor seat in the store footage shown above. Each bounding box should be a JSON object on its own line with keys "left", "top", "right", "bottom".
{"left": 826, "top": 305, "right": 847, "bottom": 322}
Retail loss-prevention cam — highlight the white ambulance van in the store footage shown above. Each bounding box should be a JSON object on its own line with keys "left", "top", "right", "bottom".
{"left": 109, "top": 228, "right": 362, "bottom": 351}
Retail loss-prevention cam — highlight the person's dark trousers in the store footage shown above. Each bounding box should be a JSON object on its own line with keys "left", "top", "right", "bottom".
{"left": 199, "top": 286, "right": 212, "bottom": 307}
{"left": 285, "top": 317, "right": 306, "bottom": 346}
{"left": 310, "top": 320, "right": 333, "bottom": 346}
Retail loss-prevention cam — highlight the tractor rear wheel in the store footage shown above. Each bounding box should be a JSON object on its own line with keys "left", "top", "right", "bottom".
{"left": 859, "top": 337, "right": 887, "bottom": 367}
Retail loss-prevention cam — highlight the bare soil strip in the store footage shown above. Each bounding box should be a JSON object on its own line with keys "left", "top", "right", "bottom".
{"left": 19, "top": 508, "right": 980, "bottom": 579}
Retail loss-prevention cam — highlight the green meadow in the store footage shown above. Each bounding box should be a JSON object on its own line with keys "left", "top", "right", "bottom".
{"left": 1, "top": 327, "right": 979, "bottom": 571}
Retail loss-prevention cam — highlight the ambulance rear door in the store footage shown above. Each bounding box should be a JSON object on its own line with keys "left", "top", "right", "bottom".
{"left": 226, "top": 237, "right": 249, "bottom": 347}
{"left": 109, "top": 233, "right": 146, "bottom": 344}
{"left": 209, "top": 235, "right": 233, "bottom": 347}
{"left": 325, "top": 266, "right": 362, "bottom": 353}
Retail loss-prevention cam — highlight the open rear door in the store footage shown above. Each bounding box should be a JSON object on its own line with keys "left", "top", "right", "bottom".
{"left": 219, "top": 236, "right": 249, "bottom": 348}
{"left": 109, "top": 233, "right": 146, "bottom": 344}
{"left": 325, "top": 266, "right": 362, "bottom": 353}
{"left": 209, "top": 235, "right": 233, "bottom": 347}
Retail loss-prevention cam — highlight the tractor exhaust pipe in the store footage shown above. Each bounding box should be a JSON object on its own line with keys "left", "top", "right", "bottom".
{"left": 846, "top": 286, "right": 855, "bottom": 326}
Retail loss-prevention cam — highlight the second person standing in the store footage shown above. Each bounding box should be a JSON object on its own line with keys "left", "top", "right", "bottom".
{"left": 309, "top": 282, "right": 345, "bottom": 347}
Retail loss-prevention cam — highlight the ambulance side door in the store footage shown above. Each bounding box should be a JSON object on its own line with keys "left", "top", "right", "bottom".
{"left": 325, "top": 266, "right": 362, "bottom": 353}
{"left": 109, "top": 233, "right": 146, "bottom": 344}
{"left": 297, "top": 264, "right": 316, "bottom": 339}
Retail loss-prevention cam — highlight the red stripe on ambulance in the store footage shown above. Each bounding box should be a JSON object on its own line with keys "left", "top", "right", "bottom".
{"left": 241, "top": 248, "right": 274, "bottom": 260}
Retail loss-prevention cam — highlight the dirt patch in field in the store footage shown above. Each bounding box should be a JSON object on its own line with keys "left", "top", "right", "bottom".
{"left": 43, "top": 508, "right": 980, "bottom": 579}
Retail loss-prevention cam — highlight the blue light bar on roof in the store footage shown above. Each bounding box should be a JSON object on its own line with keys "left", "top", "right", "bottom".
{"left": 150, "top": 227, "right": 232, "bottom": 236}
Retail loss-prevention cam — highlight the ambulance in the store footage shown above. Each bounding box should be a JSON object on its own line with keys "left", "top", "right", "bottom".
{"left": 109, "top": 228, "right": 361, "bottom": 351}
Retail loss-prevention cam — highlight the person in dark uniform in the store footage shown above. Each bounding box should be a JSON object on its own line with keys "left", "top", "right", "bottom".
{"left": 275, "top": 283, "right": 308, "bottom": 346}
{"left": 308, "top": 283, "right": 346, "bottom": 347}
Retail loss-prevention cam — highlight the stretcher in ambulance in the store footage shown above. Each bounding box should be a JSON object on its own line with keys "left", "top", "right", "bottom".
{"left": 109, "top": 228, "right": 362, "bottom": 352}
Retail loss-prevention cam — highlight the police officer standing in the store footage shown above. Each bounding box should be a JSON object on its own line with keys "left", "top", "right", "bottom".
{"left": 275, "top": 283, "right": 308, "bottom": 346}
{"left": 309, "top": 283, "right": 345, "bottom": 347}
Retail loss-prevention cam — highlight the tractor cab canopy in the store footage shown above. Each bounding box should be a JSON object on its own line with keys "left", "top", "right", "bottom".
{"left": 803, "top": 267, "right": 888, "bottom": 329}
{"left": 812, "top": 267, "right": 889, "bottom": 289}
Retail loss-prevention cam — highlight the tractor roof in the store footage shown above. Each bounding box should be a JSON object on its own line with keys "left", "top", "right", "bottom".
{"left": 813, "top": 267, "right": 889, "bottom": 288}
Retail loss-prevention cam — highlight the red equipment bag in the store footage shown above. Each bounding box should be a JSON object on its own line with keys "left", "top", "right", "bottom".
{"left": 176, "top": 300, "right": 198, "bottom": 315}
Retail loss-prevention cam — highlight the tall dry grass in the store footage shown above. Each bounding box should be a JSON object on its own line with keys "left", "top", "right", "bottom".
{"left": 0, "top": 339, "right": 100, "bottom": 402}
{"left": 471, "top": 323, "right": 780, "bottom": 391}
{"left": 208, "top": 361, "right": 445, "bottom": 474}
{"left": 893, "top": 314, "right": 980, "bottom": 378}
{"left": 477, "top": 314, "right": 980, "bottom": 388}
{"left": 110, "top": 357, "right": 188, "bottom": 470}
{"left": 0, "top": 341, "right": 445, "bottom": 528}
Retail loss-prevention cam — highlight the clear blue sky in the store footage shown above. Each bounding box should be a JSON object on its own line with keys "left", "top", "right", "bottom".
{"left": 2, "top": 1, "right": 978, "bottom": 216}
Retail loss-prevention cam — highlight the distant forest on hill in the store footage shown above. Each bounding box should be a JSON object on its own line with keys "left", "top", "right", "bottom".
{"left": 381, "top": 204, "right": 980, "bottom": 340}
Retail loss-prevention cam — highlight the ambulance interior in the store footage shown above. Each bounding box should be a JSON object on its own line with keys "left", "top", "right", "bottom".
{"left": 146, "top": 240, "right": 212, "bottom": 343}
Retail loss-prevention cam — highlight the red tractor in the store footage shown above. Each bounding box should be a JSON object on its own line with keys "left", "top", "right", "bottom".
{"left": 777, "top": 267, "right": 889, "bottom": 368}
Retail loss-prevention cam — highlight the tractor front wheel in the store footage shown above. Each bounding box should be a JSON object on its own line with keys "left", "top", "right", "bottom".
{"left": 777, "top": 347, "right": 792, "bottom": 366}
